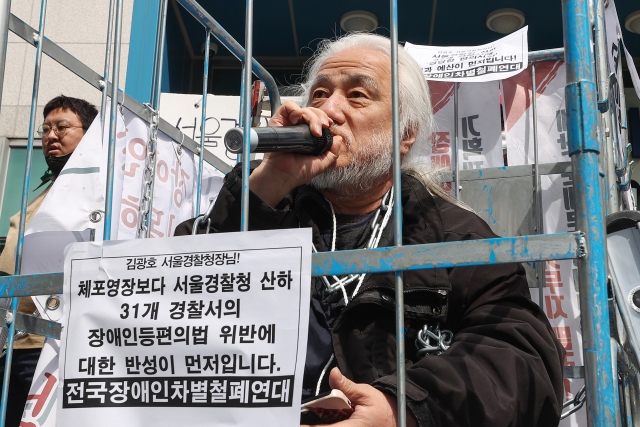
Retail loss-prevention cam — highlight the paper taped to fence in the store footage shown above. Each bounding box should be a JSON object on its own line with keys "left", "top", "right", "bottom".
{"left": 405, "top": 26, "right": 528, "bottom": 82}
{"left": 57, "top": 229, "right": 312, "bottom": 427}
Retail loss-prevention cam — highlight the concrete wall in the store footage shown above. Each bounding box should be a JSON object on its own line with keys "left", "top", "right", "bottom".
{"left": 0, "top": 0, "right": 134, "bottom": 139}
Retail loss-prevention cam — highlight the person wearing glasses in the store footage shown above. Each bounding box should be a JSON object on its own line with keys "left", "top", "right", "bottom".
{"left": 0, "top": 95, "right": 97, "bottom": 427}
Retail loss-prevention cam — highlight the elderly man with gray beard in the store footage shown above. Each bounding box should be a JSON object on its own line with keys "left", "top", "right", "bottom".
{"left": 175, "top": 33, "right": 565, "bottom": 427}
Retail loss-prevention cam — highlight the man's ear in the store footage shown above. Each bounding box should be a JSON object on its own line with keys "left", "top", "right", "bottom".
{"left": 400, "top": 128, "right": 417, "bottom": 156}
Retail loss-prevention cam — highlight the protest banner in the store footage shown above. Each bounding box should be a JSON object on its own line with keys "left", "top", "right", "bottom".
{"left": 405, "top": 27, "right": 528, "bottom": 82}
{"left": 21, "top": 103, "right": 225, "bottom": 427}
{"left": 427, "top": 80, "right": 503, "bottom": 189}
{"left": 159, "top": 94, "right": 272, "bottom": 168}
{"left": 504, "top": 60, "right": 586, "bottom": 426}
{"left": 57, "top": 229, "right": 312, "bottom": 427}
{"left": 502, "top": 61, "right": 567, "bottom": 165}
{"left": 540, "top": 173, "right": 586, "bottom": 427}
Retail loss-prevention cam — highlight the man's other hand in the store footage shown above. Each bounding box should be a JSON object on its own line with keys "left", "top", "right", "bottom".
{"left": 301, "top": 367, "right": 417, "bottom": 427}
{"left": 249, "top": 101, "right": 339, "bottom": 208}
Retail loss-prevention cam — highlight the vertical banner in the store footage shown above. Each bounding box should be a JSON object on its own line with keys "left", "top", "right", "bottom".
{"left": 21, "top": 339, "right": 61, "bottom": 427}
{"left": 115, "top": 108, "right": 224, "bottom": 240}
{"left": 427, "top": 81, "right": 504, "bottom": 177}
{"left": 428, "top": 81, "right": 455, "bottom": 194}
{"left": 58, "top": 230, "right": 312, "bottom": 427}
{"left": 541, "top": 173, "right": 586, "bottom": 427}
{"left": 504, "top": 59, "right": 585, "bottom": 425}
{"left": 117, "top": 109, "right": 195, "bottom": 240}
{"left": 503, "top": 61, "right": 568, "bottom": 165}
{"left": 457, "top": 81, "right": 503, "bottom": 170}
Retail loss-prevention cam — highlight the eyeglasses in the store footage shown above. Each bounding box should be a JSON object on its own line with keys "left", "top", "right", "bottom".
{"left": 37, "top": 122, "right": 83, "bottom": 139}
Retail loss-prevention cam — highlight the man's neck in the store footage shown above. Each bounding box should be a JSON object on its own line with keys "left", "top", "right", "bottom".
{"left": 320, "top": 179, "right": 393, "bottom": 215}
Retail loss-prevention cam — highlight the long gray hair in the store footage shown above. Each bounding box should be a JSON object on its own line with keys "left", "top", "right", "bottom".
{"left": 296, "top": 32, "right": 463, "bottom": 206}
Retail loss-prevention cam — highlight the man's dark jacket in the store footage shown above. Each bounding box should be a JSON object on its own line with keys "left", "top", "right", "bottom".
{"left": 175, "top": 163, "right": 565, "bottom": 427}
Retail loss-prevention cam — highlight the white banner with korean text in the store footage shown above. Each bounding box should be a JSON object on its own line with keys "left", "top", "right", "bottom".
{"left": 503, "top": 61, "right": 567, "bottom": 165}
{"left": 57, "top": 230, "right": 312, "bottom": 427}
{"left": 116, "top": 107, "right": 225, "bottom": 240}
{"left": 540, "top": 173, "right": 586, "bottom": 427}
{"left": 158, "top": 94, "right": 272, "bottom": 169}
{"left": 405, "top": 27, "right": 528, "bottom": 82}
{"left": 503, "top": 60, "right": 586, "bottom": 425}
{"left": 427, "top": 80, "right": 504, "bottom": 193}
{"left": 22, "top": 104, "right": 225, "bottom": 427}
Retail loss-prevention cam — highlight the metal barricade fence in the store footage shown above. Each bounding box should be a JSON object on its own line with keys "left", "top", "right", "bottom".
{"left": 0, "top": 0, "right": 637, "bottom": 426}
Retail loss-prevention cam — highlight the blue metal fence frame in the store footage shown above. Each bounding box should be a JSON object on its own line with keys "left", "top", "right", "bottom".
{"left": 0, "top": 1, "right": 47, "bottom": 424}
{"left": 561, "top": 0, "right": 617, "bottom": 425}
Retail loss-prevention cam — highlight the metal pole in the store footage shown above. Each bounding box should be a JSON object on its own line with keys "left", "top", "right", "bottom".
{"left": 561, "top": 0, "right": 617, "bottom": 425}
{"left": 196, "top": 31, "right": 211, "bottom": 217}
{"left": 143, "top": 0, "right": 168, "bottom": 237}
{"left": 610, "top": 339, "right": 621, "bottom": 427}
{"left": 150, "top": 0, "right": 168, "bottom": 111}
{"left": 237, "top": 65, "right": 246, "bottom": 165}
{"left": 618, "top": 72, "right": 634, "bottom": 210}
{"left": 0, "top": 0, "right": 45, "bottom": 424}
{"left": 602, "top": 111, "right": 619, "bottom": 213}
{"left": 593, "top": 0, "right": 608, "bottom": 113}
{"left": 0, "top": 0, "right": 12, "bottom": 112}
{"left": 528, "top": 48, "right": 565, "bottom": 62}
{"left": 239, "top": 0, "right": 253, "bottom": 232}
{"left": 531, "top": 63, "right": 545, "bottom": 308}
{"left": 390, "top": 2, "right": 406, "bottom": 427}
{"left": 103, "top": 0, "right": 124, "bottom": 241}
{"left": 453, "top": 83, "right": 460, "bottom": 199}
{"left": 609, "top": 55, "right": 629, "bottom": 212}
{"left": 591, "top": 0, "right": 616, "bottom": 214}
{"left": 99, "top": 0, "right": 115, "bottom": 136}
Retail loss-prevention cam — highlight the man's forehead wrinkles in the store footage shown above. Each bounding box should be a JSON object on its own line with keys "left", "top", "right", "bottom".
{"left": 312, "top": 72, "right": 379, "bottom": 90}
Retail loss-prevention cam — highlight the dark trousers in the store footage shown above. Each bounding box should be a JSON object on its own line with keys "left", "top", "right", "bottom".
{"left": 0, "top": 348, "right": 42, "bottom": 427}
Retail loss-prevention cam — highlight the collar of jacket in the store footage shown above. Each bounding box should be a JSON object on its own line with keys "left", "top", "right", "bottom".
{"left": 294, "top": 174, "right": 453, "bottom": 297}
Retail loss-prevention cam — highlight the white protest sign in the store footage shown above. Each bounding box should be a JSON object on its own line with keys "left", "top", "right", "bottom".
{"left": 58, "top": 229, "right": 312, "bottom": 427}
{"left": 159, "top": 94, "right": 271, "bottom": 168}
{"left": 405, "top": 27, "right": 528, "bottom": 82}
{"left": 503, "top": 61, "right": 568, "bottom": 165}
